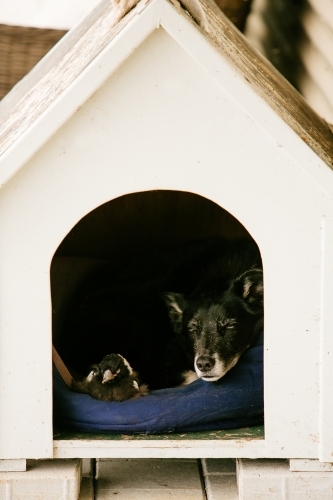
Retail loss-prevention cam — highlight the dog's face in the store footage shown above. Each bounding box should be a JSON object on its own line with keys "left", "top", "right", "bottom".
{"left": 165, "top": 268, "right": 263, "bottom": 382}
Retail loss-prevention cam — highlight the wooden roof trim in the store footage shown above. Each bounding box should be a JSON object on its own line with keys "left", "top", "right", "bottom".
{"left": 0, "top": 1, "right": 141, "bottom": 156}
{"left": 200, "top": 0, "right": 333, "bottom": 168}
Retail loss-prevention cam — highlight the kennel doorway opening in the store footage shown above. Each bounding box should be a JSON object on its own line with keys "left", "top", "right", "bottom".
{"left": 51, "top": 189, "right": 265, "bottom": 458}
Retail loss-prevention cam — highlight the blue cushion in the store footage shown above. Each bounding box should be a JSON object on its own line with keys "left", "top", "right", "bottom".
{"left": 53, "top": 332, "right": 263, "bottom": 434}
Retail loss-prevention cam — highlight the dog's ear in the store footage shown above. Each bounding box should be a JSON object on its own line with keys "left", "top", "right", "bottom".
{"left": 232, "top": 268, "right": 263, "bottom": 313}
{"left": 164, "top": 292, "right": 187, "bottom": 333}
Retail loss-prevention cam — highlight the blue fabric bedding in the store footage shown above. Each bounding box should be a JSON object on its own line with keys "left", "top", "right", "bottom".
{"left": 53, "top": 332, "right": 263, "bottom": 434}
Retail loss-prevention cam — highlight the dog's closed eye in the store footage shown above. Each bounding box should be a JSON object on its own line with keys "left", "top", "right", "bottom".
{"left": 217, "top": 319, "right": 237, "bottom": 334}
{"left": 188, "top": 319, "right": 200, "bottom": 335}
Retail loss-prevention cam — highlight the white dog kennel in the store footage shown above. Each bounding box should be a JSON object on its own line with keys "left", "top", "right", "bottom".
{"left": 0, "top": 0, "right": 332, "bottom": 470}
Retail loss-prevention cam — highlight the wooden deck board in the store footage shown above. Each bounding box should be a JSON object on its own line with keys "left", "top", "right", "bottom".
{"left": 54, "top": 425, "right": 264, "bottom": 441}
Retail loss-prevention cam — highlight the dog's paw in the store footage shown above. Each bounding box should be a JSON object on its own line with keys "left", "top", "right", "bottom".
{"left": 138, "top": 383, "right": 149, "bottom": 396}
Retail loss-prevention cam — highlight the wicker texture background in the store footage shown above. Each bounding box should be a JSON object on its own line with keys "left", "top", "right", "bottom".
{"left": 0, "top": 24, "right": 66, "bottom": 99}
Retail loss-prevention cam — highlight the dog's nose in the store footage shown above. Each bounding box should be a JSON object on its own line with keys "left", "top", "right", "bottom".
{"left": 196, "top": 356, "right": 215, "bottom": 372}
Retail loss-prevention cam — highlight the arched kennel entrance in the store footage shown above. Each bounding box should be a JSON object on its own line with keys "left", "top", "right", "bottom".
{"left": 51, "top": 189, "right": 265, "bottom": 454}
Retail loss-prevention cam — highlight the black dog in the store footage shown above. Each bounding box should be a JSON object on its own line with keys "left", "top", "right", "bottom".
{"left": 57, "top": 237, "right": 263, "bottom": 389}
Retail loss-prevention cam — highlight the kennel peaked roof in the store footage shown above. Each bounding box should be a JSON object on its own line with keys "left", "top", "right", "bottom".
{"left": 0, "top": 0, "right": 332, "bottom": 188}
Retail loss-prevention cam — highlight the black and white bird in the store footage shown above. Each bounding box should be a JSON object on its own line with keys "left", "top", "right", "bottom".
{"left": 72, "top": 353, "right": 148, "bottom": 402}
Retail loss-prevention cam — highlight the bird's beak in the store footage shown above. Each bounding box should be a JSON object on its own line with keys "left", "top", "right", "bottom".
{"left": 102, "top": 370, "right": 114, "bottom": 384}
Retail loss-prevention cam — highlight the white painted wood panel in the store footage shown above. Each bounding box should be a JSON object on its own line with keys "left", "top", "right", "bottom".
{"left": 0, "top": 460, "right": 26, "bottom": 472}
{"left": 53, "top": 438, "right": 266, "bottom": 459}
{"left": 319, "top": 216, "right": 333, "bottom": 462}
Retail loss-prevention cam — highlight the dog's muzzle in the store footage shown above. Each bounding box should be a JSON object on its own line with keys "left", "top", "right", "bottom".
{"left": 195, "top": 354, "right": 222, "bottom": 381}
{"left": 196, "top": 355, "right": 215, "bottom": 372}
{"left": 195, "top": 354, "right": 239, "bottom": 382}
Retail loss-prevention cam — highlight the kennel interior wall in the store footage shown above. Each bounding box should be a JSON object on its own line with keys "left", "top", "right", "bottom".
{"left": 0, "top": 0, "right": 333, "bottom": 463}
